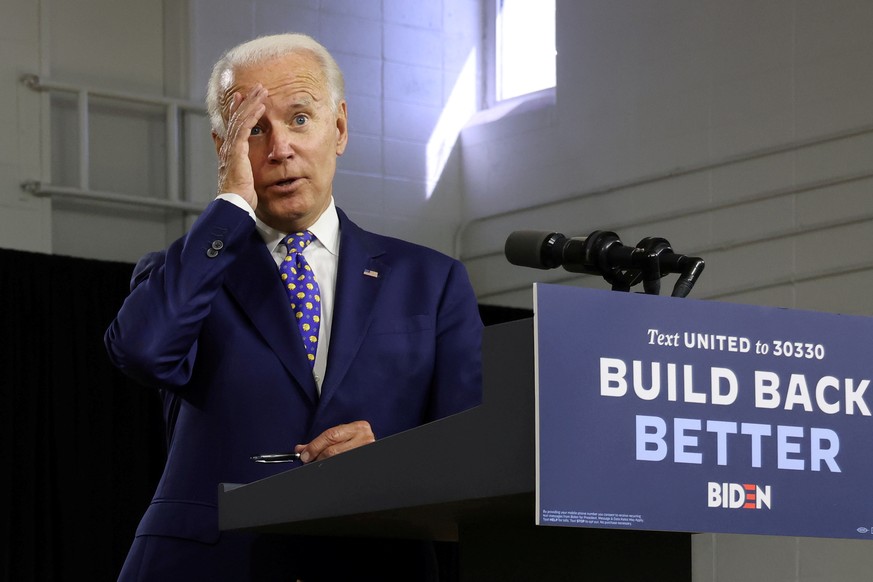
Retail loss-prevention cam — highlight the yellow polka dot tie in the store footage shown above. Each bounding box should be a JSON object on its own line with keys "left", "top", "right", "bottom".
{"left": 279, "top": 231, "right": 321, "bottom": 368}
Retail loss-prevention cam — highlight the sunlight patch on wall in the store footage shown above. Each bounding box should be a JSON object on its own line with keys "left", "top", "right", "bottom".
{"left": 426, "top": 48, "right": 478, "bottom": 199}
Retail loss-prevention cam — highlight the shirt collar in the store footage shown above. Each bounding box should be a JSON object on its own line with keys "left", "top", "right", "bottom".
{"left": 256, "top": 197, "right": 340, "bottom": 256}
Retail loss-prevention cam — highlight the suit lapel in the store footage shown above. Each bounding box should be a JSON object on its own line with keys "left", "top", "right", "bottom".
{"left": 224, "top": 229, "right": 319, "bottom": 404}
{"left": 317, "top": 210, "right": 388, "bottom": 411}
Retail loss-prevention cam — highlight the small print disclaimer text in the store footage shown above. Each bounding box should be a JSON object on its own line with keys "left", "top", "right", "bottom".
{"left": 541, "top": 510, "right": 644, "bottom": 527}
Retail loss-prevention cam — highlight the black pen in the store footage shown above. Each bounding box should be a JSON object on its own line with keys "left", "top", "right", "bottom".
{"left": 250, "top": 452, "right": 301, "bottom": 463}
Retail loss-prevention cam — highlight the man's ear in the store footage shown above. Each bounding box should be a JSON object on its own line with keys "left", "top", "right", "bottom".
{"left": 335, "top": 101, "right": 348, "bottom": 156}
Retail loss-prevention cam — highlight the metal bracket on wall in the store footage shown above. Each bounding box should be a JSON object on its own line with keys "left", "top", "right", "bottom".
{"left": 20, "top": 73, "right": 208, "bottom": 214}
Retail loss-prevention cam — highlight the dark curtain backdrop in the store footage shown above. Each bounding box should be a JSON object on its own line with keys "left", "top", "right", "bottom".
{"left": 0, "top": 249, "right": 164, "bottom": 581}
{"left": 0, "top": 247, "right": 531, "bottom": 581}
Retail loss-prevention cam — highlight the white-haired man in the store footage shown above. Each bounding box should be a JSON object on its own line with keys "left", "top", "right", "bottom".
{"left": 106, "top": 33, "right": 482, "bottom": 581}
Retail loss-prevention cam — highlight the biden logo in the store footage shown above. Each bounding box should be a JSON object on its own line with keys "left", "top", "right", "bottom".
{"left": 708, "top": 482, "right": 772, "bottom": 509}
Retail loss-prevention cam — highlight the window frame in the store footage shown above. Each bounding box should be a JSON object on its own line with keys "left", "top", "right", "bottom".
{"left": 482, "top": 0, "right": 556, "bottom": 109}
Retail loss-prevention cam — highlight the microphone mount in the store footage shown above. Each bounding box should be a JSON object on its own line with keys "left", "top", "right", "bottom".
{"left": 504, "top": 230, "right": 705, "bottom": 298}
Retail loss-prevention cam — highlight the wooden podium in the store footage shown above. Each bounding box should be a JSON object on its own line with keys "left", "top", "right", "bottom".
{"left": 218, "top": 319, "right": 690, "bottom": 580}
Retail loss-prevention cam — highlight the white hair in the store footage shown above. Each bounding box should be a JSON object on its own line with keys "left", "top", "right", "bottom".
{"left": 206, "top": 33, "right": 345, "bottom": 138}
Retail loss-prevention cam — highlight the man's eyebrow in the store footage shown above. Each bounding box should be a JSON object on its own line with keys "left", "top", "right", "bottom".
{"left": 288, "top": 96, "right": 314, "bottom": 108}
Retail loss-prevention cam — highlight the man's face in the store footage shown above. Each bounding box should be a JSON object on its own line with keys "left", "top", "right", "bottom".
{"left": 220, "top": 52, "right": 348, "bottom": 232}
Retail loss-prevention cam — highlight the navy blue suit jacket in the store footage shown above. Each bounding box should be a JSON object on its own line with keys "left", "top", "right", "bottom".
{"left": 106, "top": 199, "right": 482, "bottom": 579}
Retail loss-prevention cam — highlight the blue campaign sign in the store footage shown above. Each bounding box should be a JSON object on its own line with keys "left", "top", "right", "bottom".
{"left": 535, "top": 283, "right": 873, "bottom": 539}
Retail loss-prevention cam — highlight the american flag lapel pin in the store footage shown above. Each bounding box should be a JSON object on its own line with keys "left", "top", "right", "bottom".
{"left": 363, "top": 269, "right": 379, "bottom": 278}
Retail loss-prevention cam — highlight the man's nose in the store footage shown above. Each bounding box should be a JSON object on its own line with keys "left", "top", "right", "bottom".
{"left": 267, "top": 126, "right": 295, "bottom": 162}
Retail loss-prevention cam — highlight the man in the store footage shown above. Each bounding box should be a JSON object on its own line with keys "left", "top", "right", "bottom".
{"left": 105, "top": 33, "right": 482, "bottom": 581}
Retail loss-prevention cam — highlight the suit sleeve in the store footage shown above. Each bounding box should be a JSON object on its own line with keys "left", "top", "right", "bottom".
{"left": 426, "top": 258, "right": 484, "bottom": 420}
{"left": 104, "top": 199, "right": 256, "bottom": 388}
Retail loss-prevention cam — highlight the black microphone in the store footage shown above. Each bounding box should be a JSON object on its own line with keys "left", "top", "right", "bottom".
{"left": 504, "top": 230, "right": 704, "bottom": 297}
{"left": 504, "top": 230, "right": 629, "bottom": 275}
{"left": 503, "top": 230, "right": 567, "bottom": 269}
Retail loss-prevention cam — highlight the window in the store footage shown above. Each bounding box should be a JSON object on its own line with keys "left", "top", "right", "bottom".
{"left": 491, "top": 0, "right": 556, "bottom": 103}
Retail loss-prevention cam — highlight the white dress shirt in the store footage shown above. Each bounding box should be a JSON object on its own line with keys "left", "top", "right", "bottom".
{"left": 217, "top": 194, "right": 340, "bottom": 392}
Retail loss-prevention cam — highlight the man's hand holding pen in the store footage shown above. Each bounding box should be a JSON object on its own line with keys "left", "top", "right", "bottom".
{"left": 252, "top": 420, "right": 375, "bottom": 464}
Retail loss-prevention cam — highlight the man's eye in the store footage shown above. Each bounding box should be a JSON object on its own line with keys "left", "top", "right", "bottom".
{"left": 294, "top": 115, "right": 307, "bottom": 126}
{"left": 250, "top": 126, "right": 263, "bottom": 136}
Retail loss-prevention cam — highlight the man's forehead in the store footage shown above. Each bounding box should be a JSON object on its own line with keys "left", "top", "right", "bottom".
{"left": 224, "top": 53, "right": 325, "bottom": 92}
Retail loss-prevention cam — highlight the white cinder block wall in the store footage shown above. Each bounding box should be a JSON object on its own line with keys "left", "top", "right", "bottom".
{"left": 1, "top": 0, "right": 50, "bottom": 253}
{"left": 4, "top": 0, "right": 873, "bottom": 579}
{"left": 2, "top": 0, "right": 196, "bottom": 260}
{"left": 464, "top": 1, "right": 873, "bottom": 320}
